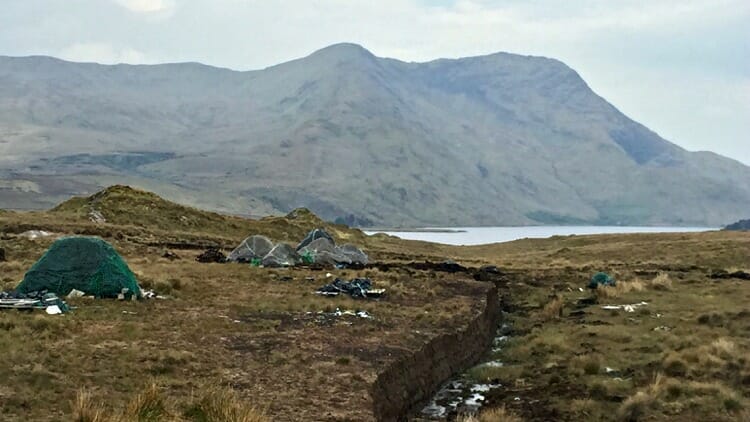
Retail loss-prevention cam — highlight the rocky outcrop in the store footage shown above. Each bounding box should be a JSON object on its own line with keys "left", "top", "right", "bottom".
{"left": 371, "top": 284, "right": 501, "bottom": 421}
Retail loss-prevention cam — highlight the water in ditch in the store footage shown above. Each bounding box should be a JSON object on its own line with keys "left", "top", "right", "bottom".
{"left": 418, "top": 322, "right": 512, "bottom": 420}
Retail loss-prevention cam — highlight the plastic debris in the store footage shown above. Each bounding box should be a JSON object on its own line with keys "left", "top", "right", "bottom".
{"left": 601, "top": 301, "right": 648, "bottom": 312}
{"left": 46, "top": 305, "right": 62, "bottom": 315}
{"left": 141, "top": 289, "right": 168, "bottom": 300}
{"left": 0, "top": 290, "right": 70, "bottom": 313}
{"left": 67, "top": 289, "right": 85, "bottom": 298}
{"left": 316, "top": 278, "right": 384, "bottom": 299}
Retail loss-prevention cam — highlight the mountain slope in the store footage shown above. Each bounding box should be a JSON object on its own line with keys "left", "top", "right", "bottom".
{"left": 1, "top": 43, "right": 748, "bottom": 226}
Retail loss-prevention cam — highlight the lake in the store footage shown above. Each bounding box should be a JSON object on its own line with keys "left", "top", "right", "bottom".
{"left": 364, "top": 226, "right": 716, "bottom": 246}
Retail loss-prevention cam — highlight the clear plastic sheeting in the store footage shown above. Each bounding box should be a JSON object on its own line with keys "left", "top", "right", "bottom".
{"left": 226, "top": 235, "right": 274, "bottom": 263}
{"left": 261, "top": 243, "right": 300, "bottom": 267}
{"left": 296, "top": 228, "right": 335, "bottom": 251}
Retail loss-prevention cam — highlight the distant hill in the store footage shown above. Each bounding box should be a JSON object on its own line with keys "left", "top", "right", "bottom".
{"left": 725, "top": 219, "right": 750, "bottom": 231}
{"left": 1, "top": 43, "right": 749, "bottom": 226}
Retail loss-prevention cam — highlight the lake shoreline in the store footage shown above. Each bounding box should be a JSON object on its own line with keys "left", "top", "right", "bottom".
{"left": 365, "top": 226, "right": 717, "bottom": 246}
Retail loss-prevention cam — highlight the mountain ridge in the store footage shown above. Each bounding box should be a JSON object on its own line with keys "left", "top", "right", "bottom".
{"left": 0, "top": 43, "right": 748, "bottom": 226}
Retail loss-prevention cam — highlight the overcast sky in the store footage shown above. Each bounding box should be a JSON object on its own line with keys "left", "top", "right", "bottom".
{"left": 2, "top": 0, "right": 748, "bottom": 164}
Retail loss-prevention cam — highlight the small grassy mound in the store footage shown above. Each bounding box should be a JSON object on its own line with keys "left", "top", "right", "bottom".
{"left": 48, "top": 185, "right": 363, "bottom": 243}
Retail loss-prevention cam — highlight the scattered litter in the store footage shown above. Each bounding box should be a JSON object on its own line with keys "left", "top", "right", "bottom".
{"left": 122, "top": 311, "right": 137, "bottom": 315}
{"left": 305, "top": 277, "right": 315, "bottom": 281}
{"left": 117, "top": 288, "right": 136, "bottom": 301}
{"left": 326, "top": 273, "right": 333, "bottom": 278}
{"left": 480, "top": 360, "right": 504, "bottom": 368}
{"left": 654, "top": 325, "right": 671, "bottom": 331}
{"left": 578, "top": 287, "right": 584, "bottom": 292}
{"left": 601, "top": 302, "right": 648, "bottom": 312}
{"left": 141, "top": 289, "right": 168, "bottom": 300}
{"left": 605, "top": 367, "right": 617, "bottom": 373}
{"left": 316, "top": 278, "right": 385, "bottom": 299}
{"left": 45, "top": 305, "right": 62, "bottom": 315}
{"left": 67, "top": 289, "right": 85, "bottom": 298}
{"left": 0, "top": 290, "right": 70, "bottom": 314}
{"left": 356, "top": 310, "right": 372, "bottom": 319}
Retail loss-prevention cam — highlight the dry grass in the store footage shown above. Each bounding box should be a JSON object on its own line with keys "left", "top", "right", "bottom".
{"left": 185, "top": 385, "right": 269, "bottom": 422}
{"left": 72, "top": 389, "right": 106, "bottom": 422}
{"left": 595, "top": 278, "right": 646, "bottom": 298}
{"left": 3, "top": 192, "right": 750, "bottom": 421}
{"left": 617, "top": 373, "right": 665, "bottom": 421}
{"left": 649, "top": 273, "right": 672, "bottom": 291}
{"left": 710, "top": 338, "right": 736, "bottom": 359}
{"left": 539, "top": 295, "right": 564, "bottom": 321}
{"left": 70, "top": 384, "right": 269, "bottom": 422}
{"left": 595, "top": 273, "right": 672, "bottom": 299}
{"left": 457, "top": 405, "right": 523, "bottom": 422}
{"left": 124, "top": 383, "right": 171, "bottom": 421}
{"left": 0, "top": 211, "right": 487, "bottom": 421}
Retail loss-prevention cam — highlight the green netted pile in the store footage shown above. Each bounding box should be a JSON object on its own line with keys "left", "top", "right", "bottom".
{"left": 16, "top": 237, "right": 141, "bottom": 298}
{"left": 588, "top": 272, "right": 616, "bottom": 289}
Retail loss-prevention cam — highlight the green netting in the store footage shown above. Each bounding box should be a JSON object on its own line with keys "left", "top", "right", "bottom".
{"left": 588, "top": 272, "right": 616, "bottom": 289}
{"left": 16, "top": 236, "right": 141, "bottom": 298}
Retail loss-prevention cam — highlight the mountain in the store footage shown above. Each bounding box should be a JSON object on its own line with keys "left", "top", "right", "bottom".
{"left": 725, "top": 219, "right": 750, "bottom": 231}
{"left": 1, "top": 43, "right": 748, "bottom": 226}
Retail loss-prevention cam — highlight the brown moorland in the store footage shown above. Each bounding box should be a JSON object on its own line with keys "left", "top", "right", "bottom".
{"left": 1, "top": 186, "right": 749, "bottom": 421}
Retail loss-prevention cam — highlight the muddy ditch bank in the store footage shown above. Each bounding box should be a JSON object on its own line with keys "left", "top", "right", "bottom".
{"left": 371, "top": 282, "right": 502, "bottom": 421}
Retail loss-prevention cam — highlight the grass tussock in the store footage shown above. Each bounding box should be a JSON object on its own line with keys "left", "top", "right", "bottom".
{"left": 72, "top": 389, "right": 106, "bottom": 422}
{"left": 457, "top": 405, "right": 523, "bottom": 422}
{"left": 617, "top": 373, "right": 665, "bottom": 421}
{"left": 70, "top": 384, "right": 268, "bottom": 422}
{"left": 595, "top": 279, "right": 644, "bottom": 298}
{"left": 649, "top": 273, "right": 672, "bottom": 291}
{"left": 184, "top": 385, "right": 268, "bottom": 422}
{"left": 596, "top": 273, "right": 673, "bottom": 299}
{"left": 124, "top": 383, "right": 170, "bottom": 421}
{"left": 540, "top": 296, "right": 564, "bottom": 321}
{"left": 618, "top": 372, "right": 745, "bottom": 421}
